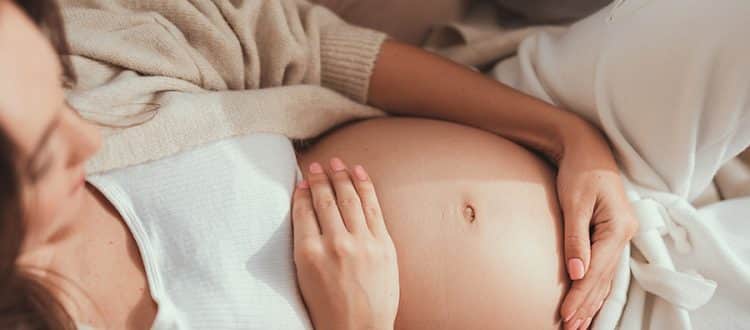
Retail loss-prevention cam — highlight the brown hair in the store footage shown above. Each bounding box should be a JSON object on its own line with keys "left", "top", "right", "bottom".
{"left": 1, "top": 0, "right": 76, "bottom": 328}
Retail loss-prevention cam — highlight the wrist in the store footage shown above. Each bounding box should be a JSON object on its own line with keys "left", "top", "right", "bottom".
{"left": 558, "top": 117, "right": 614, "bottom": 164}
{"left": 519, "top": 111, "right": 587, "bottom": 165}
{"left": 483, "top": 102, "right": 590, "bottom": 165}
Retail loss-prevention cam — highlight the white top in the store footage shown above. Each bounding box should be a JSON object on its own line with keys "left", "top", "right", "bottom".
{"left": 88, "top": 133, "right": 311, "bottom": 330}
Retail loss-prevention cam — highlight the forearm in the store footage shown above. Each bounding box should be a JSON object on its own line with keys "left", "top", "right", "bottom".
{"left": 368, "top": 40, "right": 590, "bottom": 162}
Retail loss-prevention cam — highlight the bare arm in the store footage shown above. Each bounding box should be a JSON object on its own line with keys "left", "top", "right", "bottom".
{"left": 368, "top": 40, "right": 580, "bottom": 161}
{"left": 367, "top": 40, "right": 638, "bottom": 329}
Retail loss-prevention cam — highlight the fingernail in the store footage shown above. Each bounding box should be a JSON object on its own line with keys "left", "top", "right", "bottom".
{"left": 309, "top": 162, "right": 323, "bottom": 174}
{"left": 297, "top": 180, "right": 309, "bottom": 189}
{"left": 353, "top": 165, "right": 369, "bottom": 181}
{"left": 568, "top": 258, "right": 585, "bottom": 280}
{"left": 330, "top": 157, "right": 346, "bottom": 172}
{"left": 596, "top": 299, "right": 604, "bottom": 311}
{"left": 571, "top": 318, "right": 582, "bottom": 330}
{"left": 583, "top": 317, "right": 592, "bottom": 329}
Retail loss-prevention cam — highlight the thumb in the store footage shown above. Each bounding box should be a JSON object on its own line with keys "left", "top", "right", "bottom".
{"left": 562, "top": 202, "right": 593, "bottom": 281}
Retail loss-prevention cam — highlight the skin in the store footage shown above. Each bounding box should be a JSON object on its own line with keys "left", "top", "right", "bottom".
{"left": 293, "top": 158, "right": 400, "bottom": 330}
{"left": 299, "top": 118, "right": 569, "bottom": 329}
{"left": 1, "top": 0, "right": 637, "bottom": 328}
{"left": 369, "top": 41, "right": 638, "bottom": 330}
{"left": 0, "top": 1, "right": 156, "bottom": 328}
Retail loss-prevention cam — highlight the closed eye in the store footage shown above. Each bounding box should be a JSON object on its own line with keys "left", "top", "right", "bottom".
{"left": 26, "top": 108, "right": 63, "bottom": 181}
{"left": 28, "top": 153, "right": 54, "bottom": 182}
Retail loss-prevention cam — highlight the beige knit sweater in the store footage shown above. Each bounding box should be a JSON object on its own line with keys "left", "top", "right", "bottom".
{"left": 60, "top": 0, "right": 387, "bottom": 174}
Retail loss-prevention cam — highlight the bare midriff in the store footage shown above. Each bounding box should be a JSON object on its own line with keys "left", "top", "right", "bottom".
{"left": 298, "top": 117, "right": 568, "bottom": 329}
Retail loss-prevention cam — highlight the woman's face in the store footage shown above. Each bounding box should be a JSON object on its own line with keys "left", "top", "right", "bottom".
{"left": 0, "top": 0, "right": 101, "bottom": 223}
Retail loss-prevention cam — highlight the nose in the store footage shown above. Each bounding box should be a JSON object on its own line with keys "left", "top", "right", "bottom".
{"left": 62, "top": 106, "right": 101, "bottom": 169}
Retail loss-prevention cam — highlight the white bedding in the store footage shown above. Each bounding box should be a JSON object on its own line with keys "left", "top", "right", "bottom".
{"left": 490, "top": 0, "right": 750, "bottom": 328}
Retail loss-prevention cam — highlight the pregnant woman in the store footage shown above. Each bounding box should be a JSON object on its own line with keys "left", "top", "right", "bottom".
{"left": 0, "top": 17, "right": 565, "bottom": 330}
{"left": 1, "top": 0, "right": 637, "bottom": 329}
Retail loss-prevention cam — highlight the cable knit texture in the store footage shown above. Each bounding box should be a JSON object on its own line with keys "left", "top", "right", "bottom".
{"left": 59, "top": 0, "right": 387, "bottom": 173}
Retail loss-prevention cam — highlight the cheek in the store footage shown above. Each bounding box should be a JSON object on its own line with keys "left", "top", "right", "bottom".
{"left": 26, "top": 170, "right": 76, "bottom": 222}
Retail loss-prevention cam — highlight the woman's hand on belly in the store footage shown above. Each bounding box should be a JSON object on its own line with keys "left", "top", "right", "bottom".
{"left": 292, "top": 158, "right": 399, "bottom": 330}
{"left": 556, "top": 122, "right": 639, "bottom": 328}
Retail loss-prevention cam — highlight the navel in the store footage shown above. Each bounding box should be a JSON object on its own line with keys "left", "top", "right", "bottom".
{"left": 463, "top": 203, "right": 477, "bottom": 223}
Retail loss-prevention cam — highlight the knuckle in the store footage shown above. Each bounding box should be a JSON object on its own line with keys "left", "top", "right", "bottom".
{"left": 560, "top": 300, "right": 578, "bottom": 320}
{"left": 331, "top": 238, "right": 356, "bottom": 258}
{"left": 338, "top": 196, "right": 360, "bottom": 208}
{"left": 295, "top": 241, "right": 325, "bottom": 263}
{"left": 583, "top": 300, "right": 600, "bottom": 317}
{"left": 314, "top": 198, "right": 337, "bottom": 211}
{"left": 568, "top": 280, "right": 598, "bottom": 301}
{"left": 292, "top": 204, "right": 315, "bottom": 220}
{"left": 562, "top": 188, "right": 591, "bottom": 207}
{"left": 568, "top": 284, "right": 589, "bottom": 298}
{"left": 331, "top": 171, "right": 353, "bottom": 184}
{"left": 356, "top": 180, "right": 377, "bottom": 196}
{"left": 613, "top": 216, "right": 639, "bottom": 239}
{"left": 564, "top": 234, "right": 588, "bottom": 252}
{"left": 364, "top": 205, "right": 381, "bottom": 219}
{"left": 307, "top": 173, "right": 330, "bottom": 185}
{"left": 579, "top": 275, "right": 600, "bottom": 289}
{"left": 581, "top": 299, "right": 596, "bottom": 314}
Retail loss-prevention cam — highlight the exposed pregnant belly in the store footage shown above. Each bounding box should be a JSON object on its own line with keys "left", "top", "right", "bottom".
{"left": 299, "top": 118, "right": 568, "bottom": 329}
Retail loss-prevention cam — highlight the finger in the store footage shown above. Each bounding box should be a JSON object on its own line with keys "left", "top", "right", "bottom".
{"left": 570, "top": 283, "right": 605, "bottom": 330}
{"left": 561, "top": 237, "right": 623, "bottom": 327}
{"left": 291, "top": 180, "right": 320, "bottom": 243}
{"left": 562, "top": 198, "right": 594, "bottom": 281}
{"left": 566, "top": 317, "right": 583, "bottom": 330}
{"left": 564, "top": 276, "right": 600, "bottom": 330}
{"left": 328, "top": 158, "right": 369, "bottom": 234}
{"left": 350, "top": 165, "right": 387, "bottom": 236}
{"left": 307, "top": 162, "right": 347, "bottom": 235}
{"left": 582, "top": 316, "right": 593, "bottom": 330}
{"left": 591, "top": 281, "right": 612, "bottom": 319}
{"left": 573, "top": 273, "right": 611, "bottom": 330}
{"left": 598, "top": 282, "right": 612, "bottom": 312}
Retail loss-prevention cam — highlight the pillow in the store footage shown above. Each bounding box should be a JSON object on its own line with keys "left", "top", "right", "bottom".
{"left": 311, "top": 0, "right": 470, "bottom": 45}
{"left": 495, "top": 0, "right": 611, "bottom": 23}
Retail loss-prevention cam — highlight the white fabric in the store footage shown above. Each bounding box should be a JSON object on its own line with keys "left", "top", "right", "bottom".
{"left": 491, "top": 0, "right": 750, "bottom": 329}
{"left": 87, "top": 133, "right": 310, "bottom": 330}
{"left": 715, "top": 157, "right": 750, "bottom": 200}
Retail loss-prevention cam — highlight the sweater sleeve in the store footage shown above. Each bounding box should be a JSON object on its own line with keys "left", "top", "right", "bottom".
{"left": 60, "top": 0, "right": 387, "bottom": 103}
{"left": 319, "top": 22, "right": 387, "bottom": 103}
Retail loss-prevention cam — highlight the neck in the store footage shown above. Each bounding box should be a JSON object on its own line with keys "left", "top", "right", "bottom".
{"left": 16, "top": 184, "right": 97, "bottom": 269}
{"left": 13, "top": 184, "right": 131, "bottom": 327}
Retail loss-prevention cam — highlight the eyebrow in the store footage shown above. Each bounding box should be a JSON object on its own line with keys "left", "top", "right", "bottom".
{"left": 26, "top": 112, "right": 62, "bottom": 169}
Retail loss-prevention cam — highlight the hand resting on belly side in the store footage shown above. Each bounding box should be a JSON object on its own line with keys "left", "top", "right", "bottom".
{"left": 299, "top": 117, "right": 569, "bottom": 329}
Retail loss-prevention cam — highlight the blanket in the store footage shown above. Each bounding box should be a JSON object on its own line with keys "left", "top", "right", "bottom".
{"left": 62, "top": 0, "right": 388, "bottom": 174}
